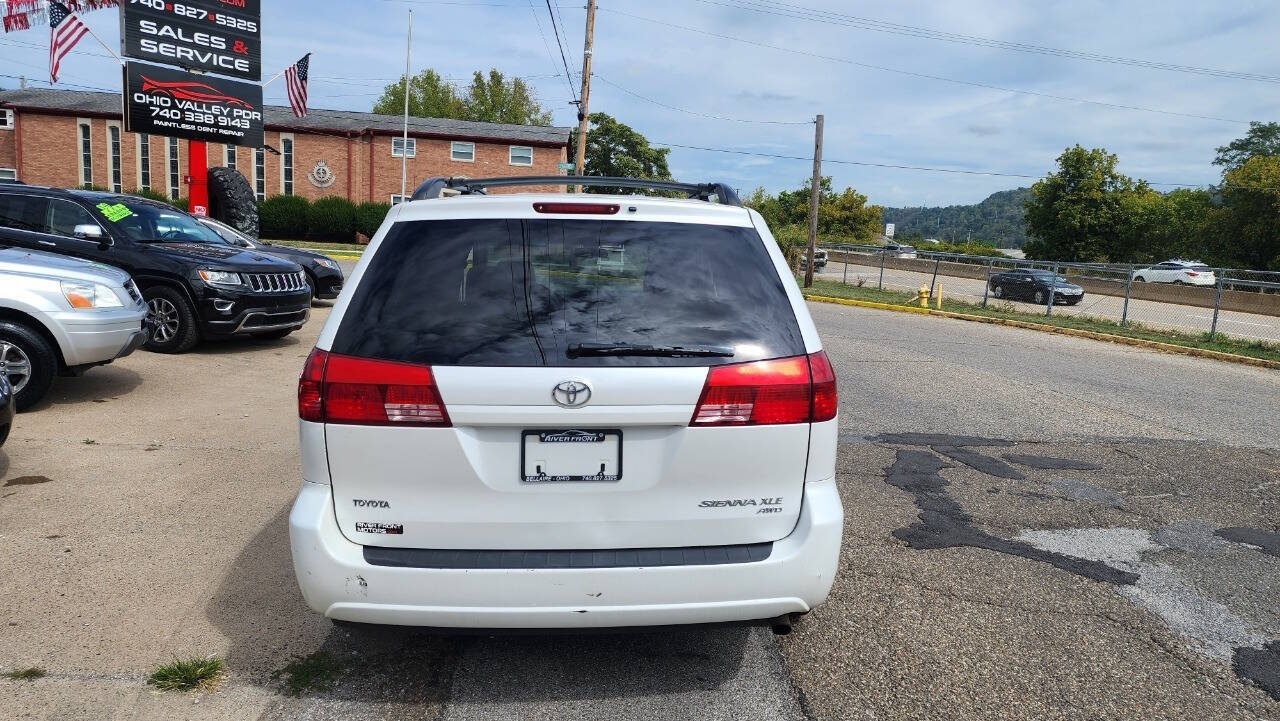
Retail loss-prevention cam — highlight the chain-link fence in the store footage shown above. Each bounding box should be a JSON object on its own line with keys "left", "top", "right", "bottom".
{"left": 816, "top": 244, "right": 1280, "bottom": 344}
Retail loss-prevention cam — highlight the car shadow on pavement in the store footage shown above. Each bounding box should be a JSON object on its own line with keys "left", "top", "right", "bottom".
{"left": 28, "top": 364, "right": 144, "bottom": 411}
{"left": 207, "top": 505, "right": 754, "bottom": 710}
{"left": 189, "top": 333, "right": 308, "bottom": 356}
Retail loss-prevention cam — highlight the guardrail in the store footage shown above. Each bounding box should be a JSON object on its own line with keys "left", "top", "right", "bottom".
{"left": 818, "top": 244, "right": 1280, "bottom": 344}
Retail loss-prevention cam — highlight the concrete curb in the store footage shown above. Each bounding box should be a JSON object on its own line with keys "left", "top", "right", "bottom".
{"left": 803, "top": 294, "right": 1280, "bottom": 371}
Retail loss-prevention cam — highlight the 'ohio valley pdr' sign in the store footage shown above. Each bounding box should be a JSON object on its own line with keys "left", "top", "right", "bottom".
{"left": 122, "top": 62, "right": 264, "bottom": 147}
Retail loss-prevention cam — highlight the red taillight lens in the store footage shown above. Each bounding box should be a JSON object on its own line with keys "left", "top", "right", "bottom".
{"left": 691, "top": 352, "right": 837, "bottom": 426}
{"left": 298, "top": 348, "right": 328, "bottom": 422}
{"left": 297, "top": 349, "right": 450, "bottom": 427}
{"left": 532, "top": 202, "right": 621, "bottom": 215}
{"left": 1186, "top": 271, "right": 1199, "bottom": 277}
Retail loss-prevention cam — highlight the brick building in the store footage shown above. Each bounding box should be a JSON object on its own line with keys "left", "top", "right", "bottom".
{"left": 0, "top": 88, "right": 571, "bottom": 203}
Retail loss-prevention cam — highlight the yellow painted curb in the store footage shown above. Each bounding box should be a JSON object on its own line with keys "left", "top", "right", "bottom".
{"left": 803, "top": 294, "right": 1279, "bottom": 371}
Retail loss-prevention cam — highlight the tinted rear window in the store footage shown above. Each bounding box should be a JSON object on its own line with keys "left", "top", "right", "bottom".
{"left": 331, "top": 218, "right": 805, "bottom": 367}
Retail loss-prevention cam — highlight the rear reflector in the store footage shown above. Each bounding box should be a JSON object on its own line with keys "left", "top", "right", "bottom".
{"left": 690, "top": 351, "right": 837, "bottom": 426}
{"left": 533, "top": 202, "right": 621, "bottom": 215}
{"left": 298, "top": 348, "right": 450, "bottom": 427}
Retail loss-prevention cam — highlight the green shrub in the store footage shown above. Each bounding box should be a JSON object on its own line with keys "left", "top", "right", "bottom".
{"left": 306, "top": 196, "right": 357, "bottom": 243}
{"left": 259, "top": 195, "right": 310, "bottom": 239}
{"left": 354, "top": 201, "right": 392, "bottom": 238}
{"left": 128, "top": 188, "right": 184, "bottom": 207}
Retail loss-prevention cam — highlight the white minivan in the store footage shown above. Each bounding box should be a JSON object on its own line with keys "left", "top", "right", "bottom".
{"left": 289, "top": 177, "right": 843, "bottom": 632}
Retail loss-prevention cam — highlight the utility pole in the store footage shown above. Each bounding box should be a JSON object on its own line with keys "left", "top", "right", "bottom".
{"left": 573, "top": 0, "right": 597, "bottom": 191}
{"left": 19, "top": 75, "right": 26, "bottom": 89}
{"left": 804, "top": 114, "right": 824, "bottom": 288}
{"left": 401, "top": 9, "right": 413, "bottom": 201}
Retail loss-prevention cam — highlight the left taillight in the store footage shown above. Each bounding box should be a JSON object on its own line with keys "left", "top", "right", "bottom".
{"left": 690, "top": 350, "right": 838, "bottom": 426}
{"left": 297, "top": 348, "right": 450, "bottom": 427}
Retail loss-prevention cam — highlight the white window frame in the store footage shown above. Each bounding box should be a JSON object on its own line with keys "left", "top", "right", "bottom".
{"left": 450, "top": 141, "right": 475, "bottom": 163}
{"left": 391, "top": 137, "right": 416, "bottom": 158}
{"left": 390, "top": 194, "right": 407, "bottom": 205}
{"left": 106, "top": 121, "right": 123, "bottom": 193}
{"left": 0, "top": 109, "right": 13, "bottom": 130}
{"left": 253, "top": 147, "right": 266, "bottom": 201}
{"left": 280, "top": 133, "right": 294, "bottom": 195}
{"left": 508, "top": 145, "right": 533, "bottom": 166}
{"left": 77, "top": 119, "right": 92, "bottom": 187}
{"left": 225, "top": 144, "right": 237, "bottom": 171}
{"left": 136, "top": 133, "right": 151, "bottom": 192}
{"left": 0, "top": 168, "right": 16, "bottom": 181}
{"left": 167, "top": 136, "right": 181, "bottom": 200}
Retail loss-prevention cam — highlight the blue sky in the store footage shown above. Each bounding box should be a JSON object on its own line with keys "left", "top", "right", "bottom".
{"left": 1, "top": 0, "right": 1277, "bottom": 206}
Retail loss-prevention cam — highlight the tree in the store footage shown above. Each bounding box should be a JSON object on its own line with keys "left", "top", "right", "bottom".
{"left": 1217, "top": 155, "right": 1280, "bottom": 270}
{"left": 371, "top": 68, "right": 552, "bottom": 126}
{"left": 1023, "top": 145, "right": 1142, "bottom": 262}
{"left": 1213, "top": 121, "right": 1280, "bottom": 175}
{"left": 372, "top": 69, "right": 464, "bottom": 119}
{"left": 744, "top": 177, "right": 882, "bottom": 265}
{"left": 463, "top": 70, "right": 552, "bottom": 126}
{"left": 569, "top": 113, "right": 672, "bottom": 193}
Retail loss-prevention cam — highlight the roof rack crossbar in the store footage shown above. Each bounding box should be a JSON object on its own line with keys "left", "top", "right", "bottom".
{"left": 410, "top": 175, "right": 742, "bottom": 206}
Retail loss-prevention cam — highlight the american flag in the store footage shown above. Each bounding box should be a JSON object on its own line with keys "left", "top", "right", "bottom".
{"left": 285, "top": 53, "right": 310, "bottom": 118}
{"left": 48, "top": 1, "right": 88, "bottom": 84}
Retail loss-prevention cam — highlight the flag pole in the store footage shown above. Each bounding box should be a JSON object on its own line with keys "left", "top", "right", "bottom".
{"left": 81, "top": 23, "right": 122, "bottom": 64}
{"left": 400, "top": 8, "right": 412, "bottom": 201}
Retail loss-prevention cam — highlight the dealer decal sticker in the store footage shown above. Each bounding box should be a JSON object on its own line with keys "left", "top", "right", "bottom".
{"left": 355, "top": 522, "right": 404, "bottom": 535}
{"left": 96, "top": 203, "right": 135, "bottom": 222}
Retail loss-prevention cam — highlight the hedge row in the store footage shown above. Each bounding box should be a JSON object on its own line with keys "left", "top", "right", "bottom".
{"left": 258, "top": 195, "right": 391, "bottom": 242}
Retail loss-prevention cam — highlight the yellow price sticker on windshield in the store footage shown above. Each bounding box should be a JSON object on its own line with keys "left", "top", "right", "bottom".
{"left": 96, "top": 202, "right": 134, "bottom": 222}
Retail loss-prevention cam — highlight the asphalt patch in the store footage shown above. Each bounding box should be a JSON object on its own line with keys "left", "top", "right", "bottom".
{"left": 1233, "top": 641, "right": 1280, "bottom": 701}
{"left": 931, "top": 445, "right": 1026, "bottom": 480}
{"left": 1215, "top": 527, "right": 1280, "bottom": 558}
{"left": 884, "top": 449, "right": 1137, "bottom": 585}
{"left": 1050, "top": 478, "right": 1126, "bottom": 509}
{"left": 870, "top": 432, "right": 1015, "bottom": 447}
{"left": 1003, "top": 454, "right": 1104, "bottom": 471}
{"left": 4, "top": 476, "right": 53, "bottom": 487}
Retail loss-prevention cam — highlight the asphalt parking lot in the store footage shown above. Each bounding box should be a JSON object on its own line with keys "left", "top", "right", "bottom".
{"left": 1, "top": 296, "right": 1277, "bottom": 720}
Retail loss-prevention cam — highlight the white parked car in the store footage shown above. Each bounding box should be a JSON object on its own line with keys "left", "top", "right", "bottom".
{"left": 0, "top": 246, "right": 149, "bottom": 409}
{"left": 1131, "top": 260, "right": 1216, "bottom": 286}
{"left": 882, "top": 242, "right": 917, "bottom": 259}
{"left": 290, "top": 177, "right": 843, "bottom": 632}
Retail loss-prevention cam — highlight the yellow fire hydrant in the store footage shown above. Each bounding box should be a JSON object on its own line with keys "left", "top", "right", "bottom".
{"left": 917, "top": 286, "right": 930, "bottom": 308}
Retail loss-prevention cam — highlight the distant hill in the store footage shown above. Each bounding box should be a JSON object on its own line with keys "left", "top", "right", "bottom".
{"left": 882, "top": 188, "right": 1032, "bottom": 248}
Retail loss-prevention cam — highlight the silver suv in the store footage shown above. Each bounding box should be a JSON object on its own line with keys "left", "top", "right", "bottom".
{"left": 0, "top": 246, "right": 149, "bottom": 408}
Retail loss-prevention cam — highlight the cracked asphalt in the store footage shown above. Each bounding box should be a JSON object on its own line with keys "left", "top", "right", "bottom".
{"left": 0, "top": 295, "right": 1277, "bottom": 719}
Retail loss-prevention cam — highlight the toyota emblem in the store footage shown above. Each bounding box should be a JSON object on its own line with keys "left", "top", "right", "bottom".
{"left": 552, "top": 380, "right": 591, "bottom": 408}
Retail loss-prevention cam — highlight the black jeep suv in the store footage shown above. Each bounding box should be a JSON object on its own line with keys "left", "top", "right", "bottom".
{"left": 0, "top": 185, "right": 310, "bottom": 353}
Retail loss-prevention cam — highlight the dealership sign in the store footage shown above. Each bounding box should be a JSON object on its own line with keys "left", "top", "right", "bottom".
{"left": 123, "top": 62, "right": 263, "bottom": 146}
{"left": 120, "top": 0, "right": 261, "bottom": 81}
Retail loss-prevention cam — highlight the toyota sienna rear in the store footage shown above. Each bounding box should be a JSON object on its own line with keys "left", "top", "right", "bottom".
{"left": 289, "top": 176, "right": 843, "bottom": 630}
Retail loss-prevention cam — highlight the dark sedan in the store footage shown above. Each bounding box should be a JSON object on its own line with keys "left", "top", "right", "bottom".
{"left": 198, "top": 217, "right": 344, "bottom": 300}
{"left": 988, "top": 268, "right": 1085, "bottom": 305}
{"left": 0, "top": 374, "right": 13, "bottom": 447}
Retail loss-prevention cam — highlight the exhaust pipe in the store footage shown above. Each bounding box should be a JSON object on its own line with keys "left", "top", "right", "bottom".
{"left": 769, "top": 614, "right": 793, "bottom": 635}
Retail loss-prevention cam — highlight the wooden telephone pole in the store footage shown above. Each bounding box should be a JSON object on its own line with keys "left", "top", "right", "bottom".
{"left": 804, "top": 114, "right": 824, "bottom": 288}
{"left": 573, "top": 0, "right": 597, "bottom": 191}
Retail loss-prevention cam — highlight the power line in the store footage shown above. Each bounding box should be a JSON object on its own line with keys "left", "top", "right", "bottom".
{"left": 543, "top": 0, "right": 578, "bottom": 102}
{"left": 601, "top": 8, "right": 1249, "bottom": 126}
{"left": 593, "top": 72, "right": 811, "bottom": 125}
{"left": 654, "top": 140, "right": 1211, "bottom": 188}
{"left": 526, "top": 0, "right": 578, "bottom": 103}
{"left": 692, "top": 0, "right": 1280, "bottom": 84}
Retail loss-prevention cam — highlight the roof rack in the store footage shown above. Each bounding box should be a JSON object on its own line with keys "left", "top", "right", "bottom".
{"left": 410, "top": 175, "right": 742, "bottom": 207}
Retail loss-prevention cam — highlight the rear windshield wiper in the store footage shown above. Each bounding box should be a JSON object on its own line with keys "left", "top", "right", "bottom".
{"left": 567, "top": 342, "right": 736, "bottom": 359}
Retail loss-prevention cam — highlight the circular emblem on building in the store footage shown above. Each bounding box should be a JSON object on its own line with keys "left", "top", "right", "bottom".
{"left": 308, "top": 160, "right": 336, "bottom": 188}
{"left": 552, "top": 380, "right": 591, "bottom": 408}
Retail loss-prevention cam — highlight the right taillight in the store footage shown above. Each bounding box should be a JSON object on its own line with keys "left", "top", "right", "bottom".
{"left": 297, "top": 348, "right": 450, "bottom": 427}
{"left": 690, "top": 351, "right": 837, "bottom": 426}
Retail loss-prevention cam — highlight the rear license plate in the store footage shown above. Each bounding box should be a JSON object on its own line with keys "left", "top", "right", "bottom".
{"left": 521, "top": 429, "right": 622, "bottom": 482}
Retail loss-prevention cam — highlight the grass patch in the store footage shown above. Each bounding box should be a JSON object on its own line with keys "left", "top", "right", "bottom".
{"left": 271, "top": 652, "right": 346, "bottom": 697}
{"left": 147, "top": 657, "right": 224, "bottom": 692}
{"left": 5, "top": 667, "right": 46, "bottom": 681}
{"left": 803, "top": 277, "right": 1280, "bottom": 363}
{"left": 266, "top": 239, "right": 365, "bottom": 253}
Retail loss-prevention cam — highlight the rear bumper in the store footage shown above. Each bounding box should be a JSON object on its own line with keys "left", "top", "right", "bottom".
{"left": 289, "top": 478, "right": 843, "bottom": 628}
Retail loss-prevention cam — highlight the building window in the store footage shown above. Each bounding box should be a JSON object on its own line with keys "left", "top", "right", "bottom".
{"left": 0, "top": 109, "right": 13, "bottom": 129}
{"left": 0, "top": 168, "right": 16, "bottom": 181}
{"left": 391, "top": 137, "right": 416, "bottom": 158}
{"left": 167, "top": 137, "right": 180, "bottom": 200}
{"left": 107, "top": 125, "right": 122, "bottom": 193}
{"left": 254, "top": 148, "right": 265, "bottom": 201}
{"left": 281, "top": 135, "right": 294, "bottom": 195}
{"left": 225, "top": 145, "right": 237, "bottom": 170}
{"left": 78, "top": 121, "right": 92, "bottom": 186}
{"left": 390, "top": 194, "right": 407, "bottom": 205}
{"left": 137, "top": 133, "right": 151, "bottom": 191}
{"left": 509, "top": 146, "right": 533, "bottom": 166}
{"left": 450, "top": 141, "right": 475, "bottom": 162}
